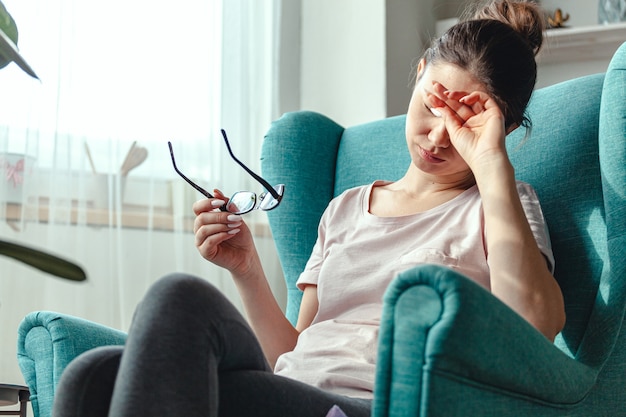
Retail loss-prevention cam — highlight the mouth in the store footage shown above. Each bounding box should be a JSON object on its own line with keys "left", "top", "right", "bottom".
{"left": 418, "top": 146, "right": 445, "bottom": 163}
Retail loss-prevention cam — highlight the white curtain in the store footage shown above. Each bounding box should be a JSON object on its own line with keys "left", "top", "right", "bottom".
{"left": 0, "top": 0, "right": 286, "bottom": 386}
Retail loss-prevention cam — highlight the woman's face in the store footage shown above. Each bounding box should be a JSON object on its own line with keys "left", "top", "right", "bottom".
{"left": 405, "top": 61, "right": 486, "bottom": 182}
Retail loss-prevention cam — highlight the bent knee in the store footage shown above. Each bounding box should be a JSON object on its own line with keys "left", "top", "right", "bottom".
{"left": 151, "top": 273, "right": 218, "bottom": 299}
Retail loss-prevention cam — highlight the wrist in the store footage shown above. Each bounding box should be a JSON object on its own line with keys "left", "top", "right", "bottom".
{"left": 472, "top": 153, "right": 514, "bottom": 183}
{"left": 232, "top": 251, "right": 264, "bottom": 283}
{"left": 473, "top": 157, "right": 517, "bottom": 198}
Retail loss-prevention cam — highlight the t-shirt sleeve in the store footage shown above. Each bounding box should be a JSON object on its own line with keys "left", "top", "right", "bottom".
{"left": 296, "top": 237, "right": 324, "bottom": 290}
{"left": 516, "top": 181, "right": 555, "bottom": 273}
{"left": 295, "top": 201, "right": 333, "bottom": 291}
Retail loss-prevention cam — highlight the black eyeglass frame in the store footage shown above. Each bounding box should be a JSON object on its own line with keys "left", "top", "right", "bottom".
{"left": 168, "top": 129, "right": 284, "bottom": 214}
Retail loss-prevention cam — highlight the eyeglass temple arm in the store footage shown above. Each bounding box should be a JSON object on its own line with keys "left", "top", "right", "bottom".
{"left": 168, "top": 142, "right": 228, "bottom": 214}
{"left": 220, "top": 129, "right": 281, "bottom": 199}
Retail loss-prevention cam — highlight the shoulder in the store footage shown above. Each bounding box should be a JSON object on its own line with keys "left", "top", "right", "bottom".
{"left": 318, "top": 182, "right": 385, "bottom": 226}
{"left": 326, "top": 181, "right": 388, "bottom": 211}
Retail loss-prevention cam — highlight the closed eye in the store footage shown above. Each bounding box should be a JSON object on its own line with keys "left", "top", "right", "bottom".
{"left": 424, "top": 104, "right": 442, "bottom": 118}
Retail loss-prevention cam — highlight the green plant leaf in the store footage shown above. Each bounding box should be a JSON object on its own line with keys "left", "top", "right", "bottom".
{"left": 0, "top": 0, "right": 19, "bottom": 69}
{"left": 0, "top": 240, "right": 87, "bottom": 281}
{"left": 0, "top": 1, "right": 39, "bottom": 78}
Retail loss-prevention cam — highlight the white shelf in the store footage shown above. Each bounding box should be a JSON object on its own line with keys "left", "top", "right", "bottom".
{"left": 538, "top": 22, "right": 626, "bottom": 65}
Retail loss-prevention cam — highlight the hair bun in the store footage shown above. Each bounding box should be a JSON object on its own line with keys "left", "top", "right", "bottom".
{"left": 466, "top": 0, "right": 545, "bottom": 55}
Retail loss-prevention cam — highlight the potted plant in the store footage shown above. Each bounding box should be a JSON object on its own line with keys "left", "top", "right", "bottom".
{"left": 0, "top": 0, "right": 86, "bottom": 281}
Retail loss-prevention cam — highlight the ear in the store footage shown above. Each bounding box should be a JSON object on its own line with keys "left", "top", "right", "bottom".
{"left": 416, "top": 58, "right": 426, "bottom": 78}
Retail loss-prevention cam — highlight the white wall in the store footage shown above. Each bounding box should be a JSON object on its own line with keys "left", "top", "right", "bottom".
{"left": 385, "top": 0, "right": 428, "bottom": 118}
{"left": 295, "top": 0, "right": 620, "bottom": 128}
{"left": 277, "top": 0, "right": 302, "bottom": 117}
{"left": 300, "top": 0, "right": 387, "bottom": 127}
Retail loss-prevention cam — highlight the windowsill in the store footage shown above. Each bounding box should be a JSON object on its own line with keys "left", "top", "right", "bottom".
{"left": 4, "top": 200, "right": 272, "bottom": 237}
{"left": 1, "top": 169, "right": 273, "bottom": 237}
{"left": 4, "top": 200, "right": 193, "bottom": 232}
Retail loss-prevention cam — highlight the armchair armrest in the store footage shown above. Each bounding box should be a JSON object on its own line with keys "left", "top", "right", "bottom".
{"left": 17, "top": 311, "right": 127, "bottom": 417}
{"left": 374, "top": 265, "right": 596, "bottom": 417}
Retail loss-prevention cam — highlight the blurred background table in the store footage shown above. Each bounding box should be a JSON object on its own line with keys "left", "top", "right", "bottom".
{"left": 0, "top": 384, "right": 29, "bottom": 417}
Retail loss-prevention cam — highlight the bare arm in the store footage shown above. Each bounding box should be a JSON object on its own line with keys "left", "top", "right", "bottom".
{"left": 230, "top": 265, "right": 318, "bottom": 368}
{"left": 431, "top": 85, "right": 565, "bottom": 340}
{"left": 475, "top": 158, "right": 565, "bottom": 341}
{"left": 193, "top": 194, "right": 318, "bottom": 367}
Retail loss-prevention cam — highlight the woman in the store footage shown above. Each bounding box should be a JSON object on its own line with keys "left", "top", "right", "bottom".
{"left": 53, "top": 1, "right": 565, "bottom": 416}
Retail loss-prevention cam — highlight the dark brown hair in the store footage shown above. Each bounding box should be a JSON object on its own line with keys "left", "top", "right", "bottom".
{"left": 422, "top": 0, "right": 545, "bottom": 130}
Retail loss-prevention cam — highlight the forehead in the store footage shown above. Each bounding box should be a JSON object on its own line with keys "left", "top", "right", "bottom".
{"left": 418, "top": 62, "right": 485, "bottom": 94}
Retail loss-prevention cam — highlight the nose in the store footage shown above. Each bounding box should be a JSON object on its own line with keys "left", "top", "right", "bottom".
{"left": 427, "top": 120, "right": 450, "bottom": 148}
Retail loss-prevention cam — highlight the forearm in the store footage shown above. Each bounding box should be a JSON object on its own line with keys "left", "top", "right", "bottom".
{"left": 231, "top": 253, "right": 300, "bottom": 368}
{"left": 475, "top": 158, "right": 565, "bottom": 340}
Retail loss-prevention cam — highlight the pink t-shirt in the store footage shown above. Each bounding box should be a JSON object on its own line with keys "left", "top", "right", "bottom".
{"left": 273, "top": 180, "right": 554, "bottom": 398}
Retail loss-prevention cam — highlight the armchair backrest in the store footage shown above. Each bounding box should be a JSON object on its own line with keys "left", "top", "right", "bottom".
{"left": 261, "top": 43, "right": 626, "bottom": 370}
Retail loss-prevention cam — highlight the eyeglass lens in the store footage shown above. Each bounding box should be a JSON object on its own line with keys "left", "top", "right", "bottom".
{"left": 226, "top": 184, "right": 285, "bottom": 214}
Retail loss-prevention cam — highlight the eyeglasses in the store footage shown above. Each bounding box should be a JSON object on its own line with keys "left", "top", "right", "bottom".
{"left": 168, "top": 129, "right": 284, "bottom": 215}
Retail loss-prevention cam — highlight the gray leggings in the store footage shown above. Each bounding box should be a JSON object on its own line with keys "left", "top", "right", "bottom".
{"left": 52, "top": 273, "right": 372, "bottom": 417}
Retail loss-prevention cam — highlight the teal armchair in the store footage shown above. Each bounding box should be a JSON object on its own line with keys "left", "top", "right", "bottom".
{"left": 260, "top": 42, "right": 626, "bottom": 416}
{"left": 17, "top": 43, "right": 626, "bottom": 417}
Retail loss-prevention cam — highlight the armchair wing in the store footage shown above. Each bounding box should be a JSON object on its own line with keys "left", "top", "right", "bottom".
{"left": 17, "top": 311, "right": 127, "bottom": 417}
{"left": 261, "top": 111, "right": 345, "bottom": 324}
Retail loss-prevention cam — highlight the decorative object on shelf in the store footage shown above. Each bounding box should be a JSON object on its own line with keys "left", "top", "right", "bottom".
{"left": 547, "top": 8, "right": 570, "bottom": 28}
{"left": 120, "top": 141, "right": 148, "bottom": 177}
{"left": 0, "top": 153, "right": 35, "bottom": 203}
{"left": 599, "top": 0, "right": 626, "bottom": 24}
{"left": 0, "top": 0, "right": 86, "bottom": 281}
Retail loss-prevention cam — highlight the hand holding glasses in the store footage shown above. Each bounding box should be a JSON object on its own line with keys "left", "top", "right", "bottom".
{"left": 168, "top": 130, "right": 284, "bottom": 215}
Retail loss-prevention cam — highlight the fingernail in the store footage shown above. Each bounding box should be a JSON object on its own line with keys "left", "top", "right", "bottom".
{"left": 212, "top": 199, "right": 226, "bottom": 207}
{"left": 227, "top": 214, "right": 242, "bottom": 222}
{"left": 227, "top": 228, "right": 241, "bottom": 235}
{"left": 228, "top": 222, "right": 242, "bottom": 228}
{"left": 430, "top": 108, "right": 443, "bottom": 118}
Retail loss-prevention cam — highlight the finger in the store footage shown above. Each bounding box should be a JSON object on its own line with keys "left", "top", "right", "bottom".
{"left": 459, "top": 91, "right": 488, "bottom": 114}
{"left": 431, "top": 82, "right": 476, "bottom": 122}
{"left": 195, "top": 227, "right": 241, "bottom": 261}
{"left": 194, "top": 210, "right": 242, "bottom": 233}
{"left": 214, "top": 189, "right": 228, "bottom": 200}
{"left": 194, "top": 213, "right": 243, "bottom": 244}
{"left": 195, "top": 223, "right": 241, "bottom": 251}
{"left": 193, "top": 198, "right": 227, "bottom": 215}
{"left": 426, "top": 93, "right": 465, "bottom": 129}
{"left": 442, "top": 89, "right": 466, "bottom": 102}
